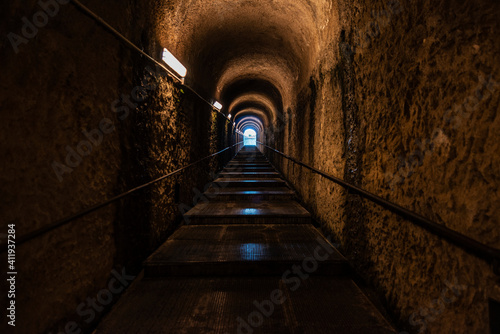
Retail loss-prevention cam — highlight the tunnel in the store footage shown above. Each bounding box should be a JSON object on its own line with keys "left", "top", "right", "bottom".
{"left": 1, "top": 0, "right": 499, "bottom": 333}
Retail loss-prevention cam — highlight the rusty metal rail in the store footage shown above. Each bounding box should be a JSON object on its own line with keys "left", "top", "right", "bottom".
{"left": 261, "top": 143, "right": 500, "bottom": 266}
{"left": 1, "top": 143, "right": 243, "bottom": 252}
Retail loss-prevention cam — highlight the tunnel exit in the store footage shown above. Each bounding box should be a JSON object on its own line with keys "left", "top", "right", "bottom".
{"left": 243, "top": 129, "right": 257, "bottom": 146}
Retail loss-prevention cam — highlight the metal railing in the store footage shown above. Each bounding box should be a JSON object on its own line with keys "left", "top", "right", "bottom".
{"left": 1, "top": 143, "right": 243, "bottom": 252}
{"left": 70, "top": 0, "right": 233, "bottom": 123}
{"left": 0, "top": 1, "right": 248, "bottom": 253}
{"left": 261, "top": 143, "right": 500, "bottom": 267}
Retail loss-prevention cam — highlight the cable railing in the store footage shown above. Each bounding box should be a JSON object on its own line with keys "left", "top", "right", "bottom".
{"left": 69, "top": 0, "right": 235, "bottom": 125}
{"left": 260, "top": 143, "right": 500, "bottom": 269}
{"left": 1, "top": 143, "right": 243, "bottom": 252}
{"left": 0, "top": 1, "right": 249, "bottom": 254}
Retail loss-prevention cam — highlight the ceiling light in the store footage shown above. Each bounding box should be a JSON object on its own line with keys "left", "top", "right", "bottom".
{"left": 213, "top": 101, "right": 223, "bottom": 111}
{"left": 162, "top": 48, "right": 187, "bottom": 78}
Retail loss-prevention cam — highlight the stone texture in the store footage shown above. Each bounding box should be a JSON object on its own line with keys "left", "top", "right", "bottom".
{"left": 0, "top": 1, "right": 234, "bottom": 333}
{"left": 342, "top": 0, "right": 499, "bottom": 332}
{"left": 270, "top": 0, "right": 500, "bottom": 333}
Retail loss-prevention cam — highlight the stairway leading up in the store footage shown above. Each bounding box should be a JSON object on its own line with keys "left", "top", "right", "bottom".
{"left": 95, "top": 146, "right": 396, "bottom": 334}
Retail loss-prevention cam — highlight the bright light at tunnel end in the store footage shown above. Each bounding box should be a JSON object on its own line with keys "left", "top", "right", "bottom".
{"left": 243, "top": 129, "right": 257, "bottom": 146}
{"left": 162, "top": 48, "right": 187, "bottom": 79}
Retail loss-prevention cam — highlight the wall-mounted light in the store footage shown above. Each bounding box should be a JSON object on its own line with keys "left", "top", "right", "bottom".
{"left": 228, "top": 114, "right": 232, "bottom": 120}
{"left": 213, "top": 101, "right": 223, "bottom": 111}
{"left": 162, "top": 48, "right": 187, "bottom": 79}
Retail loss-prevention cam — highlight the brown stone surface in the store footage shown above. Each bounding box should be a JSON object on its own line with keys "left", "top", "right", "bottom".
{"left": 344, "top": 1, "right": 500, "bottom": 332}
{"left": 0, "top": 1, "right": 235, "bottom": 333}
{"left": 269, "top": 0, "right": 500, "bottom": 332}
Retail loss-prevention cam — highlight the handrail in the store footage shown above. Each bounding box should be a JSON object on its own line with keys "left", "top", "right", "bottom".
{"left": 70, "top": 0, "right": 181, "bottom": 80}
{"left": 69, "top": 0, "right": 233, "bottom": 124}
{"left": 0, "top": 1, "right": 242, "bottom": 252}
{"left": 1, "top": 143, "right": 243, "bottom": 252}
{"left": 261, "top": 143, "right": 500, "bottom": 264}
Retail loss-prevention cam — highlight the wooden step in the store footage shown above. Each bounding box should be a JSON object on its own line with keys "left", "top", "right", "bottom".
{"left": 204, "top": 187, "right": 296, "bottom": 201}
{"left": 219, "top": 172, "right": 281, "bottom": 179}
{"left": 94, "top": 277, "right": 396, "bottom": 334}
{"left": 183, "top": 201, "right": 311, "bottom": 225}
{"left": 213, "top": 178, "right": 287, "bottom": 188}
{"left": 224, "top": 167, "right": 276, "bottom": 172}
{"left": 144, "top": 224, "right": 349, "bottom": 277}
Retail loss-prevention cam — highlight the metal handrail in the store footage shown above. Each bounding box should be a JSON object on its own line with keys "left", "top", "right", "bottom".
{"left": 1, "top": 143, "right": 243, "bottom": 252}
{"left": 261, "top": 143, "right": 500, "bottom": 264}
{"left": 70, "top": 0, "right": 233, "bottom": 123}
{"left": 1, "top": 1, "right": 243, "bottom": 253}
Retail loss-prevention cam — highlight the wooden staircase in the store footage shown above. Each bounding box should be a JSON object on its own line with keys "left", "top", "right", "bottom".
{"left": 94, "top": 146, "right": 396, "bottom": 334}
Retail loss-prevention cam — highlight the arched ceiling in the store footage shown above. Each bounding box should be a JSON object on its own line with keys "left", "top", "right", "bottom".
{"left": 229, "top": 94, "right": 276, "bottom": 124}
{"left": 235, "top": 109, "right": 270, "bottom": 127}
{"left": 158, "top": 0, "right": 334, "bottom": 132}
{"left": 238, "top": 119, "right": 264, "bottom": 139}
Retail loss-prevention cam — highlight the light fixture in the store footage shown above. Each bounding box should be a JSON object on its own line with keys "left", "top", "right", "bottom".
{"left": 213, "top": 101, "right": 223, "bottom": 111}
{"left": 228, "top": 114, "right": 232, "bottom": 120}
{"left": 162, "top": 48, "right": 187, "bottom": 79}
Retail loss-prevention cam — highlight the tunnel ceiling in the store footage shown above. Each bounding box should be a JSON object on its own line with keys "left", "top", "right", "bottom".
{"left": 158, "top": 0, "right": 334, "bottom": 129}
{"left": 229, "top": 93, "right": 276, "bottom": 125}
{"left": 236, "top": 112, "right": 266, "bottom": 129}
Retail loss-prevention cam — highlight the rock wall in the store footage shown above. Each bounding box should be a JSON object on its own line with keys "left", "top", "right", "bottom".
{"left": 265, "top": 2, "right": 348, "bottom": 250}
{"left": 345, "top": 0, "right": 500, "bottom": 332}
{"left": 269, "top": 0, "right": 499, "bottom": 332}
{"left": 0, "top": 1, "right": 232, "bottom": 333}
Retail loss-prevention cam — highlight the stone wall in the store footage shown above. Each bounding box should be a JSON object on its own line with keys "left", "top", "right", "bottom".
{"left": 346, "top": 0, "right": 499, "bottom": 332}
{"left": 265, "top": 1, "right": 348, "bottom": 251}
{"left": 268, "top": 0, "right": 499, "bottom": 332}
{"left": 0, "top": 1, "right": 232, "bottom": 333}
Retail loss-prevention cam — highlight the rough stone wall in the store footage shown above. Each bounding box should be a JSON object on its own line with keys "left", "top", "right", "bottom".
{"left": 0, "top": 1, "right": 231, "bottom": 333}
{"left": 0, "top": 1, "right": 137, "bottom": 332}
{"left": 343, "top": 0, "right": 500, "bottom": 332}
{"left": 266, "top": 3, "right": 348, "bottom": 248}
{"left": 270, "top": 0, "right": 499, "bottom": 332}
